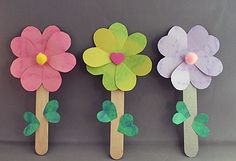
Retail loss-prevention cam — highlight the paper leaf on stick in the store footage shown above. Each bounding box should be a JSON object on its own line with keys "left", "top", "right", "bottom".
{"left": 172, "top": 101, "right": 190, "bottom": 125}
{"left": 43, "top": 99, "right": 60, "bottom": 123}
{"left": 157, "top": 25, "right": 223, "bottom": 90}
{"left": 97, "top": 100, "right": 117, "bottom": 123}
{"left": 118, "top": 114, "right": 139, "bottom": 137}
{"left": 192, "top": 113, "right": 210, "bottom": 138}
{"left": 83, "top": 22, "right": 152, "bottom": 91}
{"left": 23, "top": 112, "right": 40, "bottom": 136}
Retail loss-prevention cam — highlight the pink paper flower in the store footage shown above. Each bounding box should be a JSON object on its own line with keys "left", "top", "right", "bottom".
{"left": 10, "top": 25, "right": 76, "bottom": 92}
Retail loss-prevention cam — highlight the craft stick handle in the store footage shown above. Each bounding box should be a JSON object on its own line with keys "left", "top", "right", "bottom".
{"left": 110, "top": 90, "right": 124, "bottom": 160}
{"left": 35, "top": 85, "right": 49, "bottom": 155}
{"left": 183, "top": 84, "right": 198, "bottom": 157}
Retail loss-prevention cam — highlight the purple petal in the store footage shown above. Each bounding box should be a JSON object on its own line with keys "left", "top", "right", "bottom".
{"left": 188, "top": 25, "right": 209, "bottom": 53}
{"left": 158, "top": 26, "right": 187, "bottom": 57}
{"left": 157, "top": 57, "right": 183, "bottom": 78}
{"left": 197, "top": 35, "right": 220, "bottom": 56}
{"left": 171, "top": 63, "right": 190, "bottom": 90}
{"left": 189, "top": 65, "right": 212, "bottom": 89}
{"left": 195, "top": 56, "right": 223, "bottom": 76}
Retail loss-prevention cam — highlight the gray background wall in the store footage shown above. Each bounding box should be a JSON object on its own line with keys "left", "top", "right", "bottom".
{"left": 0, "top": 0, "right": 235, "bottom": 160}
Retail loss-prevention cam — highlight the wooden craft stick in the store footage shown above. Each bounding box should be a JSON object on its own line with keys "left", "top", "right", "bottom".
{"left": 35, "top": 85, "right": 49, "bottom": 155}
{"left": 110, "top": 90, "right": 124, "bottom": 160}
{"left": 183, "top": 84, "right": 198, "bottom": 157}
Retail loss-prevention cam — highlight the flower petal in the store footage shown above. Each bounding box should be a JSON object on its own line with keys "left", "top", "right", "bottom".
{"left": 86, "top": 63, "right": 118, "bottom": 91}
{"left": 188, "top": 25, "right": 209, "bottom": 52}
{"left": 83, "top": 47, "right": 111, "bottom": 67}
{"left": 10, "top": 37, "right": 39, "bottom": 57}
{"left": 42, "top": 25, "right": 60, "bottom": 50}
{"left": 189, "top": 65, "right": 212, "bottom": 89}
{"left": 93, "top": 28, "right": 117, "bottom": 53}
{"left": 21, "top": 26, "right": 43, "bottom": 51}
{"left": 115, "top": 63, "right": 137, "bottom": 91}
{"left": 157, "top": 57, "right": 183, "bottom": 78}
{"left": 123, "top": 55, "right": 152, "bottom": 76}
{"left": 121, "top": 33, "right": 147, "bottom": 55}
{"left": 48, "top": 52, "right": 76, "bottom": 72}
{"left": 109, "top": 22, "right": 128, "bottom": 50}
{"left": 10, "top": 57, "right": 35, "bottom": 78}
{"left": 195, "top": 56, "right": 223, "bottom": 76}
{"left": 20, "top": 65, "right": 43, "bottom": 91}
{"left": 46, "top": 31, "right": 71, "bottom": 56}
{"left": 158, "top": 26, "right": 187, "bottom": 57}
{"left": 197, "top": 35, "right": 220, "bottom": 56}
{"left": 102, "top": 63, "right": 117, "bottom": 91}
{"left": 42, "top": 65, "right": 62, "bottom": 92}
{"left": 171, "top": 63, "right": 190, "bottom": 90}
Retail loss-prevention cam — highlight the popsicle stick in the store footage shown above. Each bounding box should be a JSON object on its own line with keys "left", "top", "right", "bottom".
{"left": 35, "top": 85, "right": 49, "bottom": 155}
{"left": 183, "top": 84, "right": 198, "bottom": 157}
{"left": 110, "top": 90, "right": 124, "bottom": 160}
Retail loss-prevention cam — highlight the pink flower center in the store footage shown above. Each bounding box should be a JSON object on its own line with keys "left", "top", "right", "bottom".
{"left": 184, "top": 52, "right": 198, "bottom": 65}
{"left": 110, "top": 52, "right": 125, "bottom": 65}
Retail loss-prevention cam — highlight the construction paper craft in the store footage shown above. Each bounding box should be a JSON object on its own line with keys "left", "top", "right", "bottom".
{"left": 157, "top": 25, "right": 223, "bottom": 90}
{"left": 44, "top": 100, "right": 60, "bottom": 123}
{"left": 23, "top": 112, "right": 40, "bottom": 136}
{"left": 192, "top": 113, "right": 210, "bottom": 138}
{"left": 10, "top": 25, "right": 76, "bottom": 155}
{"left": 157, "top": 25, "right": 223, "bottom": 158}
{"left": 10, "top": 25, "right": 76, "bottom": 92}
{"left": 118, "top": 114, "right": 139, "bottom": 137}
{"left": 83, "top": 22, "right": 152, "bottom": 91}
{"left": 172, "top": 101, "right": 190, "bottom": 125}
{"left": 97, "top": 100, "right": 117, "bottom": 123}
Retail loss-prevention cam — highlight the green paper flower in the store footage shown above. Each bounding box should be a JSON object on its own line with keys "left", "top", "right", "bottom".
{"left": 83, "top": 22, "right": 152, "bottom": 91}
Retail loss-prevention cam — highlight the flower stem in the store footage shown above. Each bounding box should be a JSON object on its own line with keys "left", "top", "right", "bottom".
{"left": 35, "top": 85, "right": 49, "bottom": 155}
{"left": 183, "top": 84, "right": 198, "bottom": 157}
{"left": 110, "top": 90, "right": 124, "bottom": 160}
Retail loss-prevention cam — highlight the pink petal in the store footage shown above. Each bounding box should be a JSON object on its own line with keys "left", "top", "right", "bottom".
{"left": 10, "top": 37, "right": 39, "bottom": 57}
{"left": 45, "top": 31, "right": 71, "bottom": 56}
{"left": 42, "top": 65, "right": 62, "bottom": 92}
{"left": 21, "top": 26, "right": 43, "bottom": 51}
{"left": 48, "top": 52, "right": 76, "bottom": 72}
{"left": 20, "top": 65, "right": 43, "bottom": 91}
{"left": 10, "top": 57, "right": 35, "bottom": 78}
{"left": 195, "top": 56, "right": 223, "bottom": 76}
{"left": 42, "top": 25, "right": 60, "bottom": 50}
{"left": 189, "top": 65, "right": 212, "bottom": 89}
{"left": 157, "top": 57, "right": 183, "bottom": 78}
{"left": 158, "top": 26, "right": 187, "bottom": 57}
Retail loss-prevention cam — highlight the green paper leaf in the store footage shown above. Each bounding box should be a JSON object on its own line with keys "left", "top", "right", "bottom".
{"left": 97, "top": 100, "right": 117, "bottom": 123}
{"left": 23, "top": 112, "right": 40, "bottom": 136}
{"left": 192, "top": 113, "right": 210, "bottom": 138}
{"left": 118, "top": 114, "right": 139, "bottom": 137}
{"left": 44, "top": 100, "right": 60, "bottom": 123}
{"left": 172, "top": 101, "right": 190, "bottom": 125}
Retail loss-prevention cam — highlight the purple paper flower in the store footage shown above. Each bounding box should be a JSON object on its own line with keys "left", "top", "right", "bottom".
{"left": 157, "top": 25, "right": 223, "bottom": 90}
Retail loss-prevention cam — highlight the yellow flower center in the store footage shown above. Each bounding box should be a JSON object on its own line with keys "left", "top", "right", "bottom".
{"left": 36, "top": 52, "right": 47, "bottom": 65}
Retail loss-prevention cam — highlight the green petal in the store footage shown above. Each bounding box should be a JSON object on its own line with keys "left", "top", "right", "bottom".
{"left": 102, "top": 63, "right": 118, "bottom": 91}
{"left": 194, "top": 113, "right": 209, "bottom": 123}
{"left": 93, "top": 28, "right": 118, "bottom": 53}
{"left": 24, "top": 112, "right": 38, "bottom": 123}
{"left": 83, "top": 47, "right": 111, "bottom": 67}
{"left": 192, "top": 121, "right": 210, "bottom": 138}
{"left": 86, "top": 63, "right": 118, "bottom": 91}
{"left": 121, "top": 33, "right": 147, "bottom": 55}
{"left": 123, "top": 55, "right": 152, "bottom": 76}
{"left": 44, "top": 100, "right": 59, "bottom": 113}
{"left": 109, "top": 22, "right": 128, "bottom": 50}
{"left": 176, "top": 101, "right": 190, "bottom": 118}
{"left": 115, "top": 63, "right": 137, "bottom": 91}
